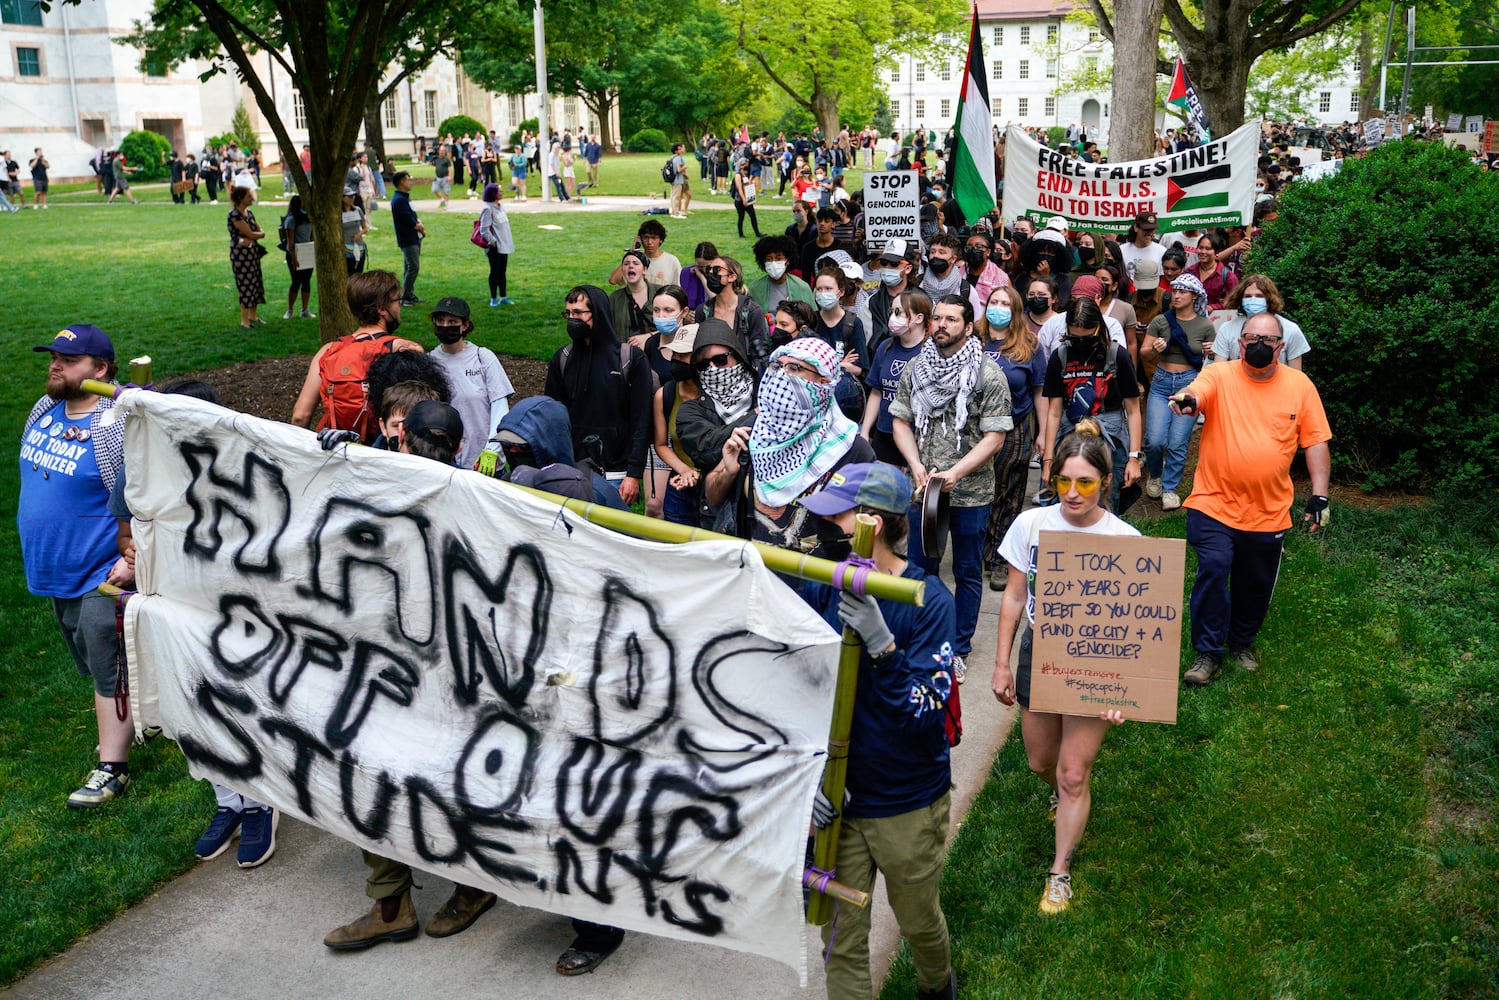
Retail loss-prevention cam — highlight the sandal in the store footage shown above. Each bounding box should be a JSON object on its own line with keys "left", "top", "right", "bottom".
{"left": 555, "top": 930, "right": 625, "bottom": 976}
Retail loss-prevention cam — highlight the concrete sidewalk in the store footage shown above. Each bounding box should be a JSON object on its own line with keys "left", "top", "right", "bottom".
{"left": 6, "top": 485, "right": 1035, "bottom": 1000}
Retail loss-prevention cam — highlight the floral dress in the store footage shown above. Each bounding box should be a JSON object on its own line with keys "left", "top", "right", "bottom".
{"left": 228, "top": 207, "right": 265, "bottom": 307}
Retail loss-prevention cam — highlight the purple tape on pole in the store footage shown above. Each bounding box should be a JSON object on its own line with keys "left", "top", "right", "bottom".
{"left": 832, "top": 555, "right": 876, "bottom": 596}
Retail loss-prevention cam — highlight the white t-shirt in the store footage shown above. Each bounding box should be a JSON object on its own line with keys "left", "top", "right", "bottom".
{"left": 999, "top": 505, "right": 1141, "bottom": 624}
{"left": 1036, "top": 313, "right": 1128, "bottom": 364}
{"left": 1158, "top": 231, "right": 1202, "bottom": 252}
{"left": 644, "top": 250, "right": 682, "bottom": 287}
{"left": 427, "top": 343, "right": 515, "bottom": 469}
{"left": 1213, "top": 314, "right": 1312, "bottom": 363}
{"left": 1118, "top": 240, "right": 1165, "bottom": 284}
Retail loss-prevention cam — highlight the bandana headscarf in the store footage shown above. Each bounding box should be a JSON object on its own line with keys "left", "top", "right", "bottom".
{"left": 697, "top": 360, "right": 755, "bottom": 423}
{"left": 1171, "top": 273, "right": 1209, "bottom": 317}
{"left": 909, "top": 333, "right": 985, "bottom": 443}
{"left": 748, "top": 339, "right": 859, "bottom": 506}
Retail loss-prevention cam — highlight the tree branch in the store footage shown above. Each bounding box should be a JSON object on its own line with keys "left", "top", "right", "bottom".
{"left": 192, "top": 0, "right": 296, "bottom": 78}
{"left": 1163, "top": 0, "right": 1204, "bottom": 49}
{"left": 1251, "top": 0, "right": 1364, "bottom": 58}
{"left": 748, "top": 48, "right": 813, "bottom": 113}
{"left": 1085, "top": 0, "right": 1116, "bottom": 43}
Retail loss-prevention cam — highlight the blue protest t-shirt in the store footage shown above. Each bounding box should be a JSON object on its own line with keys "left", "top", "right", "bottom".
{"left": 864, "top": 338, "right": 924, "bottom": 435}
{"left": 800, "top": 564, "right": 955, "bottom": 819}
{"left": 982, "top": 341, "right": 1048, "bottom": 420}
{"left": 18, "top": 403, "right": 119, "bottom": 598}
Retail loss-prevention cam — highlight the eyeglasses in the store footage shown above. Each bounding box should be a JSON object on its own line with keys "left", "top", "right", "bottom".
{"left": 1244, "top": 335, "right": 1283, "bottom": 346}
{"left": 1049, "top": 475, "right": 1101, "bottom": 497}
{"left": 562, "top": 308, "right": 592, "bottom": 319}
{"left": 778, "top": 359, "right": 819, "bottom": 378}
{"left": 694, "top": 353, "right": 737, "bottom": 371}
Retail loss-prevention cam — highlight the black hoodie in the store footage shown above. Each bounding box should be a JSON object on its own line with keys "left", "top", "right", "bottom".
{"left": 543, "top": 284, "right": 653, "bottom": 478}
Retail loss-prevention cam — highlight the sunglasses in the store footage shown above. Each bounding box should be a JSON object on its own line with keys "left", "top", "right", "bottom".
{"left": 694, "top": 353, "right": 736, "bottom": 371}
{"left": 1049, "top": 475, "right": 1101, "bottom": 497}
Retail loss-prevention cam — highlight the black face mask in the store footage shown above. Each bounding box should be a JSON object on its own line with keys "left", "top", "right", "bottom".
{"left": 704, "top": 271, "right": 725, "bottom": 294}
{"left": 434, "top": 325, "right": 465, "bottom": 345}
{"left": 1026, "top": 295, "right": 1051, "bottom": 314}
{"left": 1244, "top": 340, "right": 1276, "bottom": 369}
{"left": 815, "top": 519, "right": 854, "bottom": 561}
{"left": 963, "top": 249, "right": 987, "bottom": 271}
{"left": 927, "top": 258, "right": 952, "bottom": 276}
{"left": 566, "top": 317, "right": 592, "bottom": 342}
{"left": 1077, "top": 246, "right": 1096, "bottom": 264}
{"left": 668, "top": 360, "right": 696, "bottom": 383}
{"left": 383, "top": 310, "right": 402, "bottom": 335}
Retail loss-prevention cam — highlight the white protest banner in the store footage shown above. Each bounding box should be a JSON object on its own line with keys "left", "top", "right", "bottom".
{"left": 1466, "top": 115, "right": 1485, "bottom": 133}
{"left": 118, "top": 391, "right": 841, "bottom": 981}
{"left": 1027, "top": 532, "right": 1187, "bottom": 724}
{"left": 863, "top": 169, "right": 919, "bottom": 255}
{"left": 1447, "top": 113, "right": 1463, "bottom": 131}
{"left": 1364, "top": 118, "right": 1385, "bottom": 148}
{"left": 1001, "top": 122, "right": 1257, "bottom": 234}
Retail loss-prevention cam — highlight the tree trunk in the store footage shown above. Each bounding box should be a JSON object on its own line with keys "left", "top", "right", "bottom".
{"left": 585, "top": 89, "right": 616, "bottom": 151}
{"left": 811, "top": 91, "right": 839, "bottom": 146}
{"left": 1107, "top": 0, "right": 1165, "bottom": 159}
{"left": 1187, "top": 50, "right": 1252, "bottom": 136}
{"left": 308, "top": 124, "right": 359, "bottom": 343}
{"left": 1356, "top": 28, "right": 1377, "bottom": 123}
{"left": 365, "top": 89, "right": 390, "bottom": 182}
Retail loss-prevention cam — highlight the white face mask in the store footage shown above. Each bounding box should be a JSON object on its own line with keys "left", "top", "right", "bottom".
{"left": 765, "top": 260, "right": 787, "bottom": 280}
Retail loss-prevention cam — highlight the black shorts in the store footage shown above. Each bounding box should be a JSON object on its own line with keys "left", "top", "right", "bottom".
{"left": 869, "top": 427, "right": 905, "bottom": 467}
{"left": 1015, "top": 625, "right": 1034, "bottom": 710}
{"left": 32, "top": 179, "right": 48, "bottom": 193}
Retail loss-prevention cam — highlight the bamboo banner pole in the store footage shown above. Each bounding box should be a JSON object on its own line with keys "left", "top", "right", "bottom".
{"left": 805, "top": 512, "right": 877, "bottom": 925}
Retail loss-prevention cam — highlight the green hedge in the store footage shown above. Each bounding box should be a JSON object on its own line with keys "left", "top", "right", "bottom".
{"left": 508, "top": 118, "right": 539, "bottom": 148}
{"left": 437, "top": 115, "right": 488, "bottom": 140}
{"left": 623, "top": 127, "right": 670, "bottom": 153}
{"left": 119, "top": 130, "right": 171, "bottom": 182}
{"left": 1252, "top": 140, "right": 1499, "bottom": 490}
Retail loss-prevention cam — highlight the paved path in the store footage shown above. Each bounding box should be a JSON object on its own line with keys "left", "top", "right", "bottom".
{"left": 6, "top": 472, "right": 1038, "bottom": 1000}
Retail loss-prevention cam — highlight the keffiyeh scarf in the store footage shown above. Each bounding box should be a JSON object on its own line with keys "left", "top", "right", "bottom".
{"left": 1171, "top": 273, "right": 1209, "bottom": 317}
{"left": 749, "top": 340, "right": 859, "bottom": 506}
{"left": 909, "top": 334, "right": 984, "bottom": 443}
{"left": 697, "top": 361, "right": 755, "bottom": 423}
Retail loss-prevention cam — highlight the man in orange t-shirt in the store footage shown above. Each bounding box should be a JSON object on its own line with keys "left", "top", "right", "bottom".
{"left": 1169, "top": 312, "right": 1331, "bottom": 687}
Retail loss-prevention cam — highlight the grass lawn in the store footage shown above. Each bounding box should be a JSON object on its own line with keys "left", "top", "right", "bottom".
{"left": 1, "top": 201, "right": 1494, "bottom": 994}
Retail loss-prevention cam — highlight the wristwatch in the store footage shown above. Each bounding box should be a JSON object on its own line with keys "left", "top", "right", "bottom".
{"left": 868, "top": 645, "right": 900, "bottom": 667}
{"left": 1128, "top": 451, "right": 1142, "bottom": 459}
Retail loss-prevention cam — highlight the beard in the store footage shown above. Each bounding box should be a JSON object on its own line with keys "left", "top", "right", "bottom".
{"left": 45, "top": 370, "right": 83, "bottom": 401}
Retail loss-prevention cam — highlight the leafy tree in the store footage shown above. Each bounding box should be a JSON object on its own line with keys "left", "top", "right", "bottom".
{"left": 116, "top": 0, "right": 460, "bottom": 342}
{"left": 728, "top": 0, "right": 967, "bottom": 139}
{"left": 1089, "top": 0, "right": 1367, "bottom": 135}
{"left": 120, "top": 130, "right": 172, "bottom": 181}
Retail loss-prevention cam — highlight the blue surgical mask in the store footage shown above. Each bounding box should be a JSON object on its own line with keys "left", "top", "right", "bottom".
{"left": 815, "top": 291, "right": 839, "bottom": 310}
{"left": 653, "top": 316, "right": 679, "bottom": 335}
{"left": 1241, "top": 296, "right": 1268, "bottom": 316}
{"left": 880, "top": 268, "right": 903, "bottom": 286}
{"left": 986, "top": 306, "right": 1012, "bottom": 328}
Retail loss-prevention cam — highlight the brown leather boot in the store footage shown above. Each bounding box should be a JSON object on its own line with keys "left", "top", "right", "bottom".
{"left": 425, "top": 883, "right": 498, "bottom": 938}
{"left": 323, "top": 890, "right": 419, "bottom": 950}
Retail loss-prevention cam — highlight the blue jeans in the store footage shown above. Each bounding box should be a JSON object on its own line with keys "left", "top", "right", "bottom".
{"left": 1145, "top": 368, "right": 1199, "bottom": 492}
{"left": 907, "top": 500, "right": 989, "bottom": 658}
{"left": 399, "top": 244, "right": 420, "bottom": 301}
{"left": 1057, "top": 408, "right": 1128, "bottom": 513}
{"left": 663, "top": 483, "right": 698, "bottom": 526}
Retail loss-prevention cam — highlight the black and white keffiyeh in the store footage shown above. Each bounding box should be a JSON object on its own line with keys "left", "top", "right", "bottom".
{"left": 697, "top": 362, "right": 755, "bottom": 423}
{"left": 909, "top": 334, "right": 984, "bottom": 442}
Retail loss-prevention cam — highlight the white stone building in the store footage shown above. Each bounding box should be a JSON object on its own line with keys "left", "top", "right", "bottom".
{"left": 883, "top": 0, "right": 1112, "bottom": 139}
{"left": 0, "top": 0, "right": 615, "bottom": 180}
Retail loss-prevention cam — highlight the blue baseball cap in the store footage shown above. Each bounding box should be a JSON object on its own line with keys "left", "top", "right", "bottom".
{"left": 797, "top": 462, "right": 912, "bottom": 516}
{"left": 34, "top": 324, "right": 115, "bottom": 360}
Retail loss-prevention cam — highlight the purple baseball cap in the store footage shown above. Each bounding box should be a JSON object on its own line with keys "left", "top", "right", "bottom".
{"left": 797, "top": 462, "right": 912, "bottom": 516}
{"left": 34, "top": 324, "right": 115, "bottom": 360}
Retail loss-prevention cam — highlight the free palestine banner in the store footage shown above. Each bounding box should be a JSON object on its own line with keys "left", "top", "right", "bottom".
{"left": 117, "top": 390, "right": 842, "bottom": 981}
{"left": 1002, "top": 121, "right": 1258, "bottom": 234}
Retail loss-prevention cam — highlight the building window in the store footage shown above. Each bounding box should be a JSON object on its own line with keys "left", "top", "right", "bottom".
{"left": 941, "top": 31, "right": 953, "bottom": 45}
{"left": 1089, "top": 28, "right": 1100, "bottom": 42}
{"left": 1104, "top": 102, "right": 1110, "bottom": 117}
{"left": 16, "top": 45, "right": 41, "bottom": 76}
{"left": 383, "top": 96, "right": 399, "bottom": 130}
{"left": 1, "top": 0, "right": 44, "bottom": 26}
{"left": 890, "top": 99, "right": 901, "bottom": 122}
{"left": 940, "top": 61, "right": 951, "bottom": 82}
{"left": 1018, "top": 97, "right": 1029, "bottom": 117}
{"left": 1045, "top": 96, "right": 1056, "bottom": 117}
{"left": 891, "top": 63, "right": 900, "bottom": 83}
{"left": 293, "top": 91, "right": 307, "bottom": 129}
{"left": 508, "top": 94, "right": 524, "bottom": 125}
{"left": 1350, "top": 92, "right": 1361, "bottom": 113}
{"left": 915, "top": 62, "right": 925, "bottom": 82}
{"left": 940, "top": 99, "right": 951, "bottom": 119}
{"left": 1047, "top": 24, "right": 1058, "bottom": 43}
{"left": 1019, "top": 60, "right": 1030, "bottom": 80}
{"left": 456, "top": 77, "right": 466, "bottom": 113}
{"left": 423, "top": 90, "right": 437, "bottom": 130}
{"left": 992, "top": 60, "right": 1003, "bottom": 80}
{"left": 992, "top": 97, "right": 1002, "bottom": 115}
{"left": 1353, "top": 54, "right": 1362, "bottom": 73}
{"left": 992, "top": 26, "right": 1003, "bottom": 46}
{"left": 1020, "top": 25, "right": 1031, "bottom": 45}
{"left": 1318, "top": 91, "right": 1331, "bottom": 113}
{"left": 1046, "top": 59, "right": 1057, "bottom": 78}
{"left": 915, "top": 99, "right": 926, "bottom": 118}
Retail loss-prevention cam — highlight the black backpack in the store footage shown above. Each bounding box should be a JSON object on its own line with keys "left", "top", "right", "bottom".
{"left": 661, "top": 157, "right": 675, "bottom": 184}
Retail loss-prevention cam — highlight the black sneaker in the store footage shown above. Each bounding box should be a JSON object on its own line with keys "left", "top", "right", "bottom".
{"left": 67, "top": 768, "right": 130, "bottom": 809}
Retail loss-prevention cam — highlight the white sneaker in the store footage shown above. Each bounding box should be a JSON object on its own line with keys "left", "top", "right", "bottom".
{"left": 282, "top": 309, "right": 293, "bottom": 320}
{"left": 300, "top": 309, "right": 316, "bottom": 318}
{"left": 1039, "top": 872, "right": 1073, "bottom": 915}
{"left": 1161, "top": 491, "right": 1182, "bottom": 511}
{"left": 1145, "top": 476, "right": 1163, "bottom": 499}
{"left": 952, "top": 654, "right": 967, "bottom": 685}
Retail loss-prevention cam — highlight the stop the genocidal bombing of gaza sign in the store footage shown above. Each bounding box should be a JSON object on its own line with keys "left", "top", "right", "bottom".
{"left": 1002, "top": 122, "right": 1258, "bottom": 234}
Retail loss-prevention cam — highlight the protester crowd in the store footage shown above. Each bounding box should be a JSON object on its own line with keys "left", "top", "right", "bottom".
{"left": 19, "top": 108, "right": 1346, "bottom": 998}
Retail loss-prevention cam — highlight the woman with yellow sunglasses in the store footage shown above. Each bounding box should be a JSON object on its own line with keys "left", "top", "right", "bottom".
{"left": 990, "top": 419, "right": 1139, "bottom": 916}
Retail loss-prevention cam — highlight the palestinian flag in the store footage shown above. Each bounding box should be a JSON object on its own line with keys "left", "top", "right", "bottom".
{"left": 950, "top": 6, "right": 995, "bottom": 224}
{"left": 1165, "top": 165, "right": 1232, "bottom": 213}
{"left": 1167, "top": 58, "right": 1212, "bottom": 140}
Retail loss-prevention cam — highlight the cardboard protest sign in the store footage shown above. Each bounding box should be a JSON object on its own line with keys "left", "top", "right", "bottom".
{"left": 1364, "top": 118, "right": 1385, "bottom": 148}
{"left": 863, "top": 169, "right": 920, "bottom": 256}
{"left": 118, "top": 391, "right": 842, "bottom": 981}
{"left": 1487, "top": 121, "right": 1499, "bottom": 153}
{"left": 1028, "top": 531, "right": 1187, "bottom": 724}
{"left": 1001, "top": 122, "right": 1257, "bottom": 234}
{"left": 1466, "top": 115, "right": 1484, "bottom": 133}
{"left": 1447, "top": 113, "right": 1463, "bottom": 131}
